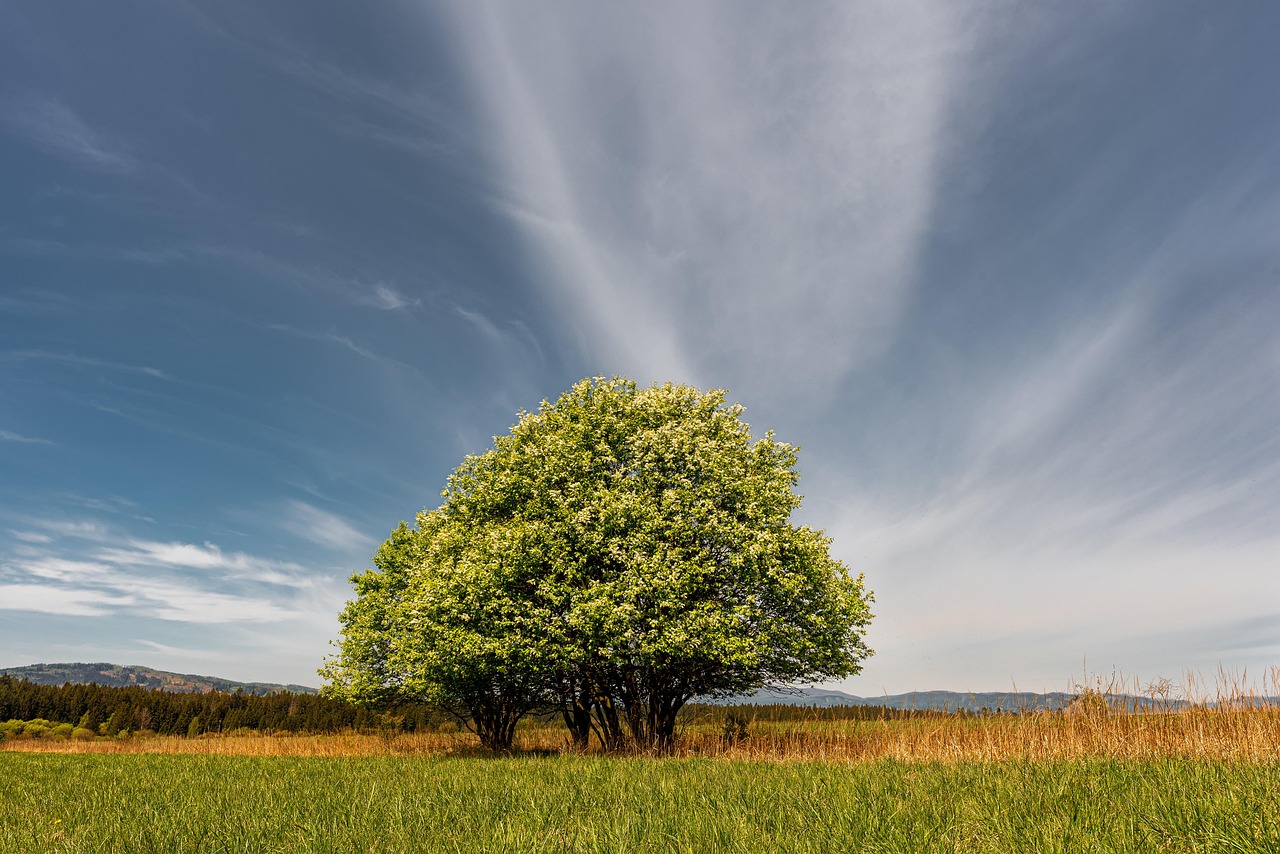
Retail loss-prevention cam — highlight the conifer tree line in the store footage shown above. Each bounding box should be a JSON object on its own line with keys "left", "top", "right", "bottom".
{"left": 0, "top": 675, "right": 437, "bottom": 736}
{"left": 0, "top": 675, "right": 941, "bottom": 742}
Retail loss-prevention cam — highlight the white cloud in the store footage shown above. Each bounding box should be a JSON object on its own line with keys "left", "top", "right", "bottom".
{"left": 2, "top": 96, "right": 137, "bottom": 173}
{"left": 262, "top": 322, "right": 427, "bottom": 376}
{"left": 341, "top": 120, "right": 458, "bottom": 160}
{"left": 0, "top": 430, "right": 52, "bottom": 444}
{"left": 280, "top": 500, "right": 375, "bottom": 556}
{"left": 8, "top": 531, "right": 52, "bottom": 544}
{"left": 818, "top": 265, "right": 1280, "bottom": 692}
{"left": 131, "top": 638, "right": 229, "bottom": 661}
{"left": 273, "top": 53, "right": 447, "bottom": 127}
{"left": 17, "top": 556, "right": 114, "bottom": 581}
{"left": 126, "top": 579, "right": 293, "bottom": 624}
{"left": 0, "top": 515, "right": 332, "bottom": 625}
{"left": 342, "top": 282, "right": 419, "bottom": 311}
{"left": 27, "top": 518, "right": 115, "bottom": 542}
{"left": 1, "top": 349, "right": 169, "bottom": 380}
{"left": 92, "top": 539, "right": 313, "bottom": 589}
{"left": 0, "top": 584, "right": 132, "bottom": 617}
{"left": 371, "top": 283, "right": 414, "bottom": 310}
{"left": 454, "top": 304, "right": 512, "bottom": 348}
{"left": 19, "top": 239, "right": 417, "bottom": 317}
{"left": 446, "top": 2, "right": 971, "bottom": 398}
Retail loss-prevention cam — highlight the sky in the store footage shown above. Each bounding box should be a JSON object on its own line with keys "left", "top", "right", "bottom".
{"left": 1, "top": 2, "right": 1277, "bottom": 696}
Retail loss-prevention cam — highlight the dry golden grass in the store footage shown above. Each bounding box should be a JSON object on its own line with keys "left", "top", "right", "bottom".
{"left": 6, "top": 668, "right": 1277, "bottom": 763}
{"left": 674, "top": 667, "right": 1280, "bottom": 763}
{"left": 675, "top": 706, "right": 1280, "bottom": 763}
{"left": 0, "top": 730, "right": 463, "bottom": 757}
{"left": 7, "top": 709, "right": 1277, "bottom": 763}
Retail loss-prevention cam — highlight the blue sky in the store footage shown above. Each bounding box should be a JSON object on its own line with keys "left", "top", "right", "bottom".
{"left": 1, "top": 2, "right": 1277, "bottom": 694}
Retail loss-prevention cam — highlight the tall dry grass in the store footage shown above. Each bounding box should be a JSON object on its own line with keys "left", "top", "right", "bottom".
{"left": 674, "top": 666, "right": 1280, "bottom": 763}
{"left": 5, "top": 667, "right": 1277, "bottom": 763}
{"left": 0, "top": 730, "right": 466, "bottom": 757}
{"left": 673, "top": 706, "right": 1280, "bottom": 763}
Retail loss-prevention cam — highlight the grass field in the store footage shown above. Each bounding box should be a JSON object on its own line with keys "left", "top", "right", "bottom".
{"left": 5, "top": 673, "right": 1278, "bottom": 851}
{"left": 7, "top": 702, "right": 1279, "bottom": 763}
{"left": 2, "top": 752, "right": 1278, "bottom": 853}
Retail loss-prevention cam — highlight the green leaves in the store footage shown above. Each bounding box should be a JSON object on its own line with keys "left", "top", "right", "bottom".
{"left": 321, "top": 377, "right": 874, "bottom": 749}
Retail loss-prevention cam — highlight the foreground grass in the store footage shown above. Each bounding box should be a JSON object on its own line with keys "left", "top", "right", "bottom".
{"left": 2, "top": 754, "right": 1277, "bottom": 853}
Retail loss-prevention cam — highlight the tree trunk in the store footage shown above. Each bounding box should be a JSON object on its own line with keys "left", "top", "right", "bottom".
{"left": 626, "top": 702, "right": 648, "bottom": 749}
{"left": 592, "top": 693, "right": 626, "bottom": 751}
{"left": 562, "top": 691, "right": 593, "bottom": 750}
{"left": 471, "top": 701, "right": 523, "bottom": 751}
{"left": 653, "top": 696, "right": 685, "bottom": 749}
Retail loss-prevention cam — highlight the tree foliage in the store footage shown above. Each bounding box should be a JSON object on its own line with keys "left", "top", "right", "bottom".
{"left": 321, "top": 378, "right": 873, "bottom": 750}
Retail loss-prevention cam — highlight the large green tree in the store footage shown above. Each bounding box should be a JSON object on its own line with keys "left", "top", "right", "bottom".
{"left": 322, "top": 377, "right": 873, "bottom": 750}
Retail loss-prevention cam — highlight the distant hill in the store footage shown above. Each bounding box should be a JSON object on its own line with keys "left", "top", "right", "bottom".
{"left": 726, "top": 686, "right": 1201, "bottom": 713}
{"left": 9, "top": 664, "right": 1264, "bottom": 712}
{"left": 730, "top": 686, "right": 1078, "bottom": 712}
{"left": 0, "top": 663, "right": 317, "bottom": 696}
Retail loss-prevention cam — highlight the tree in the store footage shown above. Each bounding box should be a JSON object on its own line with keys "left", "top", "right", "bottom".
{"left": 319, "top": 522, "right": 420, "bottom": 708}
{"left": 321, "top": 377, "right": 873, "bottom": 750}
{"left": 321, "top": 506, "right": 560, "bottom": 750}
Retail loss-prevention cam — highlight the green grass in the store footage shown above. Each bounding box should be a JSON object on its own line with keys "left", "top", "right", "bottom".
{"left": 2, "top": 754, "right": 1277, "bottom": 852}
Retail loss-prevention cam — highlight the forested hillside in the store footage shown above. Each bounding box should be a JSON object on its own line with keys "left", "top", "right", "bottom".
{"left": 0, "top": 663, "right": 315, "bottom": 696}
{"left": 0, "top": 676, "right": 436, "bottom": 736}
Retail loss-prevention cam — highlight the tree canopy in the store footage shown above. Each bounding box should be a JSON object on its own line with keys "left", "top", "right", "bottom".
{"left": 321, "top": 377, "right": 873, "bottom": 750}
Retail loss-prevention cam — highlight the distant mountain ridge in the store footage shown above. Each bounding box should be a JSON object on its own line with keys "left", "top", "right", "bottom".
{"left": 3, "top": 663, "right": 1061, "bottom": 710}
{"left": 0, "top": 663, "right": 318, "bottom": 696}
{"left": 718, "top": 686, "right": 1217, "bottom": 713}
{"left": 9, "top": 664, "right": 1268, "bottom": 712}
{"left": 737, "top": 686, "right": 1083, "bottom": 712}
{"left": 736, "top": 686, "right": 1277, "bottom": 712}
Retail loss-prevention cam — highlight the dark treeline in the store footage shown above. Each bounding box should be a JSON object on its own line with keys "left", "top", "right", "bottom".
{"left": 2, "top": 675, "right": 962, "bottom": 740}
{"left": 0, "top": 676, "right": 442, "bottom": 736}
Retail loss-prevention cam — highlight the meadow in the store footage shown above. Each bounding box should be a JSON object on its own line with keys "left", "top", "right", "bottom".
{"left": 2, "top": 715, "right": 1278, "bottom": 850}
{"left": 2, "top": 753, "right": 1277, "bottom": 852}
{"left": 4, "top": 672, "right": 1278, "bottom": 852}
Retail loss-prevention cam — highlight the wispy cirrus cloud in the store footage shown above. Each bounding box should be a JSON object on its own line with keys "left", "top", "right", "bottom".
{"left": 1, "top": 349, "right": 170, "bottom": 380}
{"left": 446, "top": 3, "right": 972, "bottom": 397}
{"left": 822, "top": 257, "right": 1280, "bottom": 692}
{"left": 0, "top": 289, "right": 77, "bottom": 316}
{"left": 339, "top": 119, "right": 458, "bottom": 161}
{"left": 179, "top": 9, "right": 463, "bottom": 163}
{"left": 263, "top": 322, "right": 426, "bottom": 375}
{"left": 93, "top": 539, "right": 314, "bottom": 589}
{"left": 8, "top": 530, "right": 52, "bottom": 544}
{"left": 0, "top": 234, "right": 425, "bottom": 316}
{"left": 277, "top": 59, "right": 449, "bottom": 137}
{"left": 123, "top": 242, "right": 425, "bottom": 315}
{"left": 0, "top": 514, "right": 333, "bottom": 625}
{"left": 0, "top": 430, "right": 52, "bottom": 445}
{"left": 0, "top": 584, "right": 133, "bottom": 618}
{"left": 278, "top": 500, "right": 375, "bottom": 556}
{"left": 2, "top": 95, "right": 137, "bottom": 173}
{"left": 364, "top": 283, "right": 417, "bottom": 311}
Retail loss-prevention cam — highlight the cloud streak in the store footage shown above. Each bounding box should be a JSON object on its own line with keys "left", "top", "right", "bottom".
{"left": 1, "top": 349, "right": 170, "bottom": 380}
{"left": 0, "top": 515, "right": 333, "bottom": 625}
{"left": 0, "top": 430, "right": 52, "bottom": 445}
{"left": 447, "top": 3, "right": 971, "bottom": 397}
{"left": 366, "top": 284, "right": 416, "bottom": 311}
{"left": 2, "top": 96, "right": 137, "bottom": 173}
{"left": 279, "top": 501, "right": 376, "bottom": 556}
{"left": 821, "top": 252, "right": 1280, "bottom": 691}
